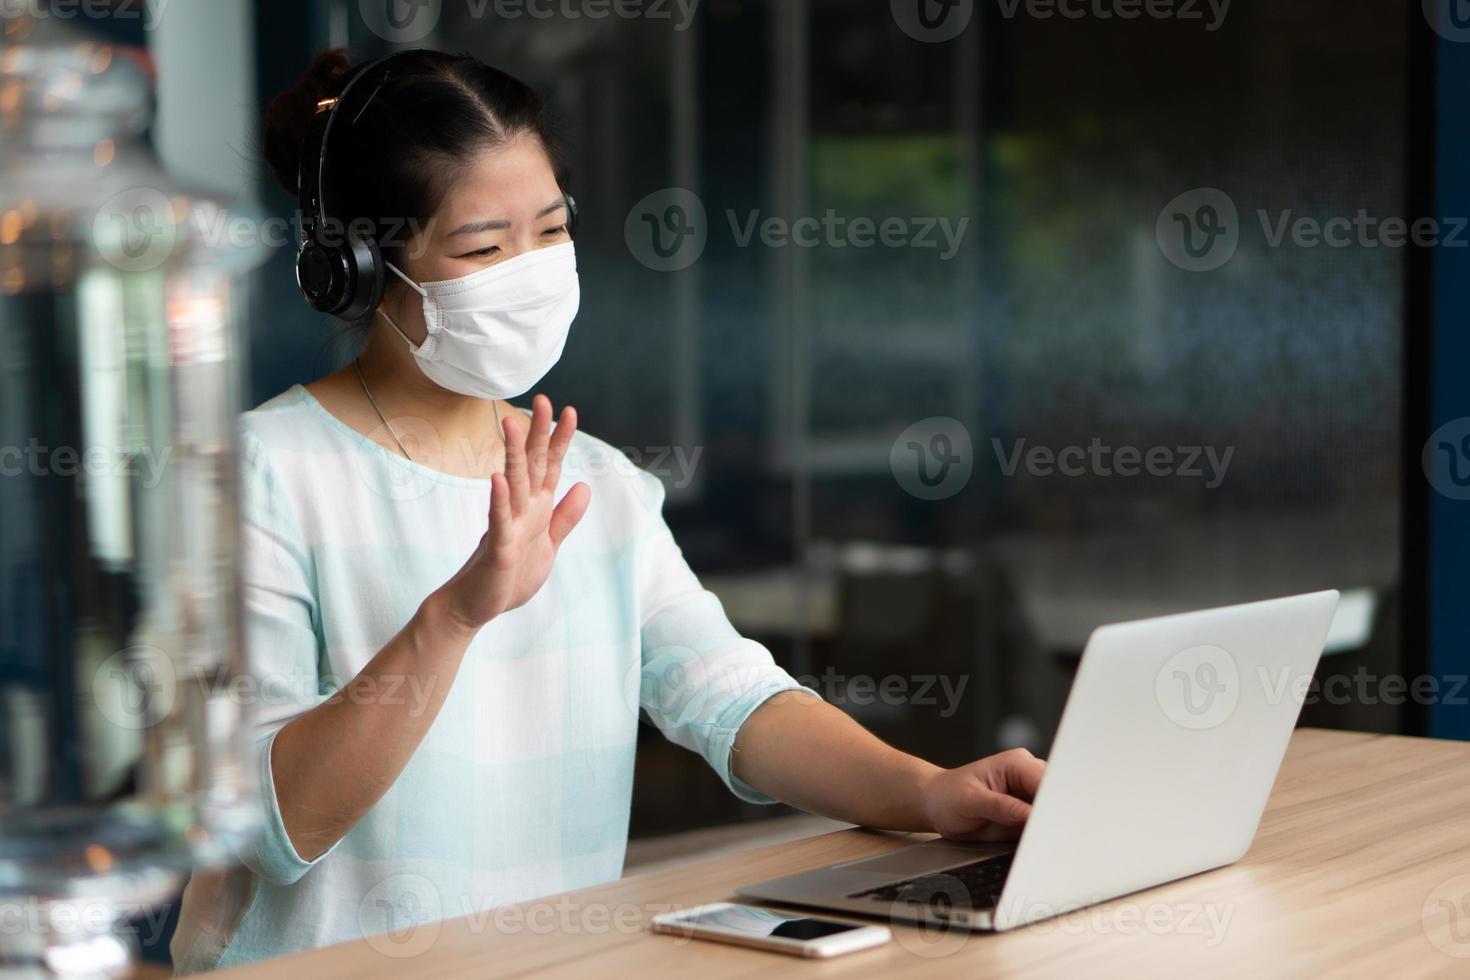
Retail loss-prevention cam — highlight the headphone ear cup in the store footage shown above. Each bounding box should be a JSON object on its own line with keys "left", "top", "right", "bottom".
{"left": 564, "top": 194, "right": 579, "bottom": 239}
{"left": 335, "top": 227, "right": 385, "bottom": 323}
{"left": 296, "top": 239, "right": 347, "bottom": 315}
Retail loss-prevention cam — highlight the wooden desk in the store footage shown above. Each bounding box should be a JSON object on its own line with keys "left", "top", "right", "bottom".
{"left": 213, "top": 729, "right": 1470, "bottom": 979}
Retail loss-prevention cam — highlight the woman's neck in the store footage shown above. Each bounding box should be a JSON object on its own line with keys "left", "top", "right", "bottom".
{"left": 308, "top": 322, "right": 507, "bottom": 479}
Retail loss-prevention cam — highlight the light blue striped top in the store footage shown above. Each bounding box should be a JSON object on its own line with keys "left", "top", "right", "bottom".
{"left": 170, "top": 386, "right": 812, "bottom": 973}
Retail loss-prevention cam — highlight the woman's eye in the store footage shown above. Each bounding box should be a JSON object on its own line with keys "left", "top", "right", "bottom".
{"left": 464, "top": 245, "right": 500, "bottom": 258}
{"left": 543, "top": 225, "right": 568, "bottom": 238}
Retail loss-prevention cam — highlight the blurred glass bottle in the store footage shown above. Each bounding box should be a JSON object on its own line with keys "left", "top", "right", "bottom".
{"left": 0, "top": 12, "right": 260, "bottom": 978}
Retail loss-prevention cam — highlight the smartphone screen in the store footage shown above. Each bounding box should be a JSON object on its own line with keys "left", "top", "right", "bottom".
{"left": 672, "top": 905, "right": 864, "bottom": 941}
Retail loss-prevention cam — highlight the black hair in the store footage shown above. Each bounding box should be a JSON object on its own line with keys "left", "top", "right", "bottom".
{"left": 263, "top": 49, "right": 570, "bottom": 331}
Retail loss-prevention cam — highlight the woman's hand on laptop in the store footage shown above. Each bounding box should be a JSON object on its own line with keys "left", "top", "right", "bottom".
{"left": 921, "top": 749, "right": 1047, "bottom": 842}
{"left": 732, "top": 694, "right": 1046, "bottom": 839}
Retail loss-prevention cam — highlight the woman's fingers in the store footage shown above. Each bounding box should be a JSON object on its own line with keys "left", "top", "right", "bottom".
{"left": 488, "top": 472, "right": 512, "bottom": 542}
{"left": 971, "top": 787, "right": 1031, "bottom": 826}
{"left": 940, "top": 781, "right": 1031, "bottom": 842}
{"left": 503, "top": 412, "right": 530, "bottom": 514}
{"left": 1003, "top": 750, "right": 1047, "bottom": 802}
{"left": 543, "top": 406, "right": 578, "bottom": 491}
{"left": 548, "top": 482, "right": 591, "bottom": 546}
{"left": 526, "top": 394, "right": 552, "bottom": 488}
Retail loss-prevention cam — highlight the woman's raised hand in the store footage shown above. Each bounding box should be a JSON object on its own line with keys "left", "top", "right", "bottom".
{"left": 433, "top": 395, "right": 591, "bottom": 635}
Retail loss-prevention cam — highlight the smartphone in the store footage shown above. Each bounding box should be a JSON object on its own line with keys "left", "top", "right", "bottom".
{"left": 649, "top": 903, "right": 891, "bottom": 958}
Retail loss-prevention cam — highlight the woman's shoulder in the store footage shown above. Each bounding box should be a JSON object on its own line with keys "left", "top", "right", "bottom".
{"left": 236, "top": 385, "right": 365, "bottom": 485}
{"left": 239, "top": 385, "right": 317, "bottom": 446}
{"left": 562, "top": 426, "right": 672, "bottom": 515}
{"left": 240, "top": 384, "right": 376, "bottom": 460}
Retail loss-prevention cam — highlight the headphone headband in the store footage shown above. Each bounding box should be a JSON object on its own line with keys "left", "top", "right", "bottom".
{"left": 294, "top": 51, "right": 420, "bottom": 320}
{"left": 297, "top": 51, "right": 416, "bottom": 253}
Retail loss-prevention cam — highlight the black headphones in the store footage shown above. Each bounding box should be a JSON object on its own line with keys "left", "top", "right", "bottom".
{"left": 295, "top": 50, "right": 579, "bottom": 320}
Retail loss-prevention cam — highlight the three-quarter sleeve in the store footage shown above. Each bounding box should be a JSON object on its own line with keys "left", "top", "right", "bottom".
{"left": 237, "top": 428, "right": 339, "bottom": 884}
{"left": 631, "top": 470, "right": 819, "bottom": 803}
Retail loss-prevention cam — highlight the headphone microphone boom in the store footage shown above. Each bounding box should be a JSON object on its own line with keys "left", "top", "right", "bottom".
{"left": 293, "top": 51, "right": 579, "bottom": 321}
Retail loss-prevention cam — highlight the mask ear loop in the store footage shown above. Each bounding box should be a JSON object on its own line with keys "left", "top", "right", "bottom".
{"left": 384, "top": 261, "right": 425, "bottom": 294}
{"left": 379, "top": 261, "right": 429, "bottom": 350}
{"left": 375, "top": 306, "right": 418, "bottom": 351}
{"left": 379, "top": 262, "right": 505, "bottom": 456}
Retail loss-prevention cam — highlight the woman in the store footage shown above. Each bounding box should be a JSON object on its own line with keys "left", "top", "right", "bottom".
{"left": 171, "top": 49, "right": 1044, "bottom": 972}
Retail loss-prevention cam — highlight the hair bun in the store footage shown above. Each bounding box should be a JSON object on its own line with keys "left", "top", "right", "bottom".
{"left": 262, "top": 49, "right": 354, "bottom": 195}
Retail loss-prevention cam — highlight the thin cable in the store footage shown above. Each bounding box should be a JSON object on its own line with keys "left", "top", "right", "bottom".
{"left": 354, "top": 358, "right": 413, "bottom": 462}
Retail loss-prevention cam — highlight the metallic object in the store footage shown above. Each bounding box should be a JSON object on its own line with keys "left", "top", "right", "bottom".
{"left": 354, "top": 359, "right": 415, "bottom": 461}
{"left": 0, "top": 13, "right": 260, "bottom": 978}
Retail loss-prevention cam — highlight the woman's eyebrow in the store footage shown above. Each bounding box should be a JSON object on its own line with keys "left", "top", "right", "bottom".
{"left": 448, "top": 200, "right": 568, "bottom": 236}
{"left": 449, "top": 218, "right": 511, "bottom": 236}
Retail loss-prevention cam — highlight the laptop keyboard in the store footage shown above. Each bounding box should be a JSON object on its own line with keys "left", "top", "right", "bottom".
{"left": 848, "top": 851, "right": 1014, "bottom": 910}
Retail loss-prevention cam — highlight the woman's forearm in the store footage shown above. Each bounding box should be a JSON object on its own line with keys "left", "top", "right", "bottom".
{"left": 269, "top": 591, "right": 477, "bottom": 862}
{"left": 731, "top": 692, "right": 943, "bottom": 833}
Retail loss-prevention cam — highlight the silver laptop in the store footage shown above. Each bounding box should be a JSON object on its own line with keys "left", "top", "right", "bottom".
{"left": 738, "top": 591, "right": 1339, "bottom": 932}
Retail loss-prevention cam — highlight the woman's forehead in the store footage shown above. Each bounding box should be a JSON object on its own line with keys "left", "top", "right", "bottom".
{"left": 436, "top": 137, "right": 560, "bottom": 221}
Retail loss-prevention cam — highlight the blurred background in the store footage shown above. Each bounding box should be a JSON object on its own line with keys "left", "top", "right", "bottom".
{"left": 95, "top": 0, "right": 1414, "bottom": 822}
{"left": 8, "top": 0, "right": 1469, "bottom": 971}
{"left": 238, "top": 0, "right": 1411, "bottom": 834}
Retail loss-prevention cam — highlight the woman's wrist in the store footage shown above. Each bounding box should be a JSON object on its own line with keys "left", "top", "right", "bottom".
{"left": 415, "top": 589, "right": 484, "bottom": 651}
{"left": 863, "top": 747, "right": 946, "bottom": 832}
{"left": 903, "top": 756, "right": 947, "bottom": 832}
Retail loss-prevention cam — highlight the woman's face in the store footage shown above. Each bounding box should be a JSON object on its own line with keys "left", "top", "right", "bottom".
{"left": 384, "top": 134, "right": 570, "bottom": 339}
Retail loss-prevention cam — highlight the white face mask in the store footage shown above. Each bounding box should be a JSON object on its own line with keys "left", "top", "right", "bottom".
{"left": 380, "top": 241, "right": 580, "bottom": 401}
